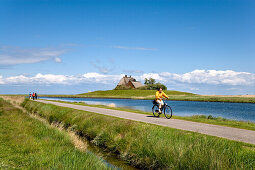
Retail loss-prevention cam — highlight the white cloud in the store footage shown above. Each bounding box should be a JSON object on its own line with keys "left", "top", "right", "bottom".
{"left": 140, "top": 73, "right": 164, "bottom": 81}
{"left": 83, "top": 73, "right": 123, "bottom": 83}
{"left": 0, "top": 73, "right": 123, "bottom": 85}
{"left": 83, "top": 72, "right": 105, "bottom": 79}
{"left": 112, "top": 46, "right": 157, "bottom": 50}
{"left": 0, "top": 75, "right": 4, "bottom": 85}
{"left": 0, "top": 46, "right": 67, "bottom": 65}
{"left": 152, "top": 70, "right": 255, "bottom": 86}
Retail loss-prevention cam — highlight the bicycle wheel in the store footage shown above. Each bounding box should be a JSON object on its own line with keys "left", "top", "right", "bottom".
{"left": 152, "top": 105, "right": 160, "bottom": 117}
{"left": 164, "top": 105, "right": 172, "bottom": 119}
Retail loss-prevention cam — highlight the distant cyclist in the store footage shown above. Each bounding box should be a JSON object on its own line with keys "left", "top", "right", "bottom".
{"left": 155, "top": 87, "right": 169, "bottom": 113}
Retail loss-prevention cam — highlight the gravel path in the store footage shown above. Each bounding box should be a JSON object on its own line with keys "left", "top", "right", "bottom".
{"left": 37, "top": 100, "right": 255, "bottom": 145}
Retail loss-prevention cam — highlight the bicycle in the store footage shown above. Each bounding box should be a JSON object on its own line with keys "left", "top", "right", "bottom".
{"left": 152, "top": 99, "right": 173, "bottom": 119}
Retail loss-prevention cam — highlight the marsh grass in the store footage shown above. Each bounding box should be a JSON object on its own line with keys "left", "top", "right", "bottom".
{"left": 0, "top": 98, "right": 110, "bottom": 169}
{"left": 23, "top": 99, "right": 255, "bottom": 169}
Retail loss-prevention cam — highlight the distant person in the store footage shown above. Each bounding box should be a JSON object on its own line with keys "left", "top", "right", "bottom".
{"left": 155, "top": 87, "right": 169, "bottom": 113}
{"left": 29, "top": 92, "right": 32, "bottom": 99}
{"left": 35, "top": 93, "right": 38, "bottom": 100}
{"left": 32, "top": 92, "right": 35, "bottom": 100}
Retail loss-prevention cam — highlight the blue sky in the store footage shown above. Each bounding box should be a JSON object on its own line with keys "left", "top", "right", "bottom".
{"left": 0, "top": 0, "right": 254, "bottom": 94}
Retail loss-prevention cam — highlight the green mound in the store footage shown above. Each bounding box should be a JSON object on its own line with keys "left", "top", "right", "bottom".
{"left": 79, "top": 90, "right": 195, "bottom": 98}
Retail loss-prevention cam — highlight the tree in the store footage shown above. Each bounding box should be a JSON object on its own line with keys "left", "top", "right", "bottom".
{"left": 149, "top": 78, "right": 156, "bottom": 85}
{"left": 141, "top": 77, "right": 167, "bottom": 90}
{"left": 144, "top": 78, "right": 156, "bottom": 85}
{"left": 144, "top": 78, "right": 149, "bottom": 85}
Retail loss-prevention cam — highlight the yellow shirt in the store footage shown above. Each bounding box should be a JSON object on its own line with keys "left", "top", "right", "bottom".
{"left": 155, "top": 91, "right": 168, "bottom": 101}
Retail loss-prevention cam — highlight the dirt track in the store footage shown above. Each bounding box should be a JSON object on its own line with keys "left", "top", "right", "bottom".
{"left": 37, "top": 100, "right": 255, "bottom": 145}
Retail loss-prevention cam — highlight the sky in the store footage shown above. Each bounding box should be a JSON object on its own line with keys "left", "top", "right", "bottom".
{"left": 0, "top": 0, "right": 254, "bottom": 95}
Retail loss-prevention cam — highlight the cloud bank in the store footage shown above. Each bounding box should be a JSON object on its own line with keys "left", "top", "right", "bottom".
{"left": 0, "top": 70, "right": 254, "bottom": 94}
{"left": 142, "top": 70, "right": 255, "bottom": 86}
{"left": 0, "top": 73, "right": 123, "bottom": 85}
{"left": 1, "top": 70, "right": 254, "bottom": 87}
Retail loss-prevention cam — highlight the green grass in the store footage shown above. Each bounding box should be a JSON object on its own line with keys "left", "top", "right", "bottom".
{"left": 22, "top": 99, "right": 255, "bottom": 169}
{"left": 38, "top": 89, "right": 255, "bottom": 103}
{"left": 0, "top": 98, "right": 110, "bottom": 169}
{"left": 42, "top": 99, "right": 255, "bottom": 131}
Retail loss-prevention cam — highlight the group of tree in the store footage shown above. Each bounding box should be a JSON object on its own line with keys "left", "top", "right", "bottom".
{"left": 139, "top": 78, "right": 167, "bottom": 90}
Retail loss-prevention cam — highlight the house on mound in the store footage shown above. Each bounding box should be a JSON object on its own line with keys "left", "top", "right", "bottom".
{"left": 116, "top": 75, "right": 145, "bottom": 89}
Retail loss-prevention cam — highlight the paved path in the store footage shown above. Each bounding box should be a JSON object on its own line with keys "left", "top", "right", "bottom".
{"left": 37, "top": 100, "right": 255, "bottom": 145}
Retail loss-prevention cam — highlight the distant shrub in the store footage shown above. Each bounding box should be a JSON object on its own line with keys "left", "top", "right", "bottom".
{"left": 192, "top": 115, "right": 207, "bottom": 119}
{"left": 207, "top": 115, "right": 215, "bottom": 120}
{"left": 144, "top": 78, "right": 156, "bottom": 85}
{"left": 138, "top": 83, "right": 167, "bottom": 90}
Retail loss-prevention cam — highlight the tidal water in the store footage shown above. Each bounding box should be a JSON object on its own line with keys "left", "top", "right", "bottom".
{"left": 40, "top": 97, "right": 255, "bottom": 122}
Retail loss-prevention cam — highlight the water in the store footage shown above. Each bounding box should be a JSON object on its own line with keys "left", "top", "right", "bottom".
{"left": 40, "top": 97, "right": 255, "bottom": 122}
{"left": 84, "top": 136, "right": 137, "bottom": 170}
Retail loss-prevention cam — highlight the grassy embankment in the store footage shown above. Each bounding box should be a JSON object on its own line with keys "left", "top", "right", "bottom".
{"left": 22, "top": 99, "right": 255, "bottom": 169}
{"left": 0, "top": 98, "right": 110, "bottom": 169}
{"left": 39, "top": 90, "right": 255, "bottom": 103}
{"left": 44, "top": 99, "right": 255, "bottom": 131}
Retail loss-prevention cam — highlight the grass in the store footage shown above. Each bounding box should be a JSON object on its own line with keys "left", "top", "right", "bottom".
{"left": 38, "top": 89, "right": 255, "bottom": 103}
{"left": 22, "top": 99, "right": 255, "bottom": 169}
{"left": 0, "top": 98, "right": 110, "bottom": 169}
{"left": 42, "top": 99, "right": 255, "bottom": 131}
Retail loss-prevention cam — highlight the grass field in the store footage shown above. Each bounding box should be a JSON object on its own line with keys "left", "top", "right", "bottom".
{"left": 0, "top": 98, "right": 110, "bottom": 169}
{"left": 38, "top": 90, "right": 255, "bottom": 103}
{"left": 44, "top": 99, "right": 255, "bottom": 131}
{"left": 22, "top": 99, "right": 255, "bottom": 169}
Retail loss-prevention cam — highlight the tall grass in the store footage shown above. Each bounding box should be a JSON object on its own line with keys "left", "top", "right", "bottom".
{"left": 0, "top": 98, "right": 110, "bottom": 169}
{"left": 23, "top": 99, "right": 255, "bottom": 169}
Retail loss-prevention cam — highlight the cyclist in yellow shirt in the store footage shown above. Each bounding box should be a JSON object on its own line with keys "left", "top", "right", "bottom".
{"left": 155, "top": 87, "right": 169, "bottom": 113}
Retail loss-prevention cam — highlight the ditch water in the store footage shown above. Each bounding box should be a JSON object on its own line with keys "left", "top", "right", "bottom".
{"left": 31, "top": 112, "right": 136, "bottom": 170}
{"left": 40, "top": 97, "right": 255, "bottom": 122}
{"left": 84, "top": 137, "right": 137, "bottom": 169}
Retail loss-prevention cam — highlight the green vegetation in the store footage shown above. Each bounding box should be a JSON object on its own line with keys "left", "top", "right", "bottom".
{"left": 23, "top": 99, "right": 255, "bottom": 169}
{"left": 44, "top": 99, "right": 255, "bottom": 131}
{"left": 138, "top": 83, "right": 167, "bottom": 90}
{"left": 0, "top": 98, "right": 109, "bottom": 169}
{"left": 140, "top": 77, "right": 167, "bottom": 90}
